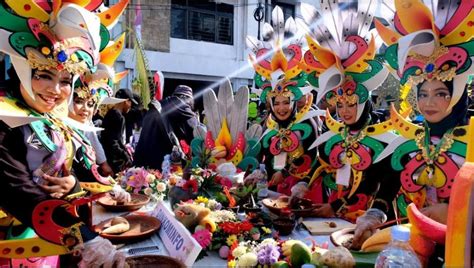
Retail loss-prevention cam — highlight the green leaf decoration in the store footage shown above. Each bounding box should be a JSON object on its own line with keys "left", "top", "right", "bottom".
{"left": 360, "top": 136, "right": 384, "bottom": 160}
{"left": 191, "top": 138, "right": 204, "bottom": 156}
{"left": 291, "top": 123, "right": 312, "bottom": 140}
{"left": 384, "top": 44, "right": 399, "bottom": 70}
{"left": 246, "top": 139, "right": 261, "bottom": 157}
{"left": 391, "top": 140, "right": 418, "bottom": 171}
{"left": 9, "top": 32, "right": 38, "bottom": 57}
{"left": 448, "top": 140, "right": 467, "bottom": 157}
{"left": 0, "top": 5, "right": 28, "bottom": 32}
{"left": 262, "top": 129, "right": 278, "bottom": 148}
{"left": 99, "top": 24, "right": 110, "bottom": 51}
{"left": 324, "top": 134, "right": 343, "bottom": 156}
{"left": 238, "top": 157, "right": 259, "bottom": 171}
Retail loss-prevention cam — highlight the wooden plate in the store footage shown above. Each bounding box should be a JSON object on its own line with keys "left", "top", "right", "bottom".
{"left": 262, "top": 196, "right": 316, "bottom": 217}
{"left": 97, "top": 193, "right": 150, "bottom": 212}
{"left": 126, "top": 255, "right": 185, "bottom": 268}
{"left": 95, "top": 215, "right": 161, "bottom": 244}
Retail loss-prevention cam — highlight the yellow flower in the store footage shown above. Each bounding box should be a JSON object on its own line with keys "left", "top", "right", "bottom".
{"left": 236, "top": 252, "right": 257, "bottom": 267}
{"left": 195, "top": 196, "right": 209, "bottom": 205}
{"left": 226, "top": 234, "right": 238, "bottom": 246}
{"left": 261, "top": 227, "right": 271, "bottom": 234}
{"left": 232, "top": 245, "right": 247, "bottom": 258}
{"left": 228, "top": 260, "right": 236, "bottom": 268}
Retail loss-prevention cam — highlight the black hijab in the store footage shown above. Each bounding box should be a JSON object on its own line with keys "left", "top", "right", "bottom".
{"left": 269, "top": 96, "right": 297, "bottom": 128}
{"left": 346, "top": 100, "right": 380, "bottom": 131}
{"left": 418, "top": 80, "right": 469, "bottom": 137}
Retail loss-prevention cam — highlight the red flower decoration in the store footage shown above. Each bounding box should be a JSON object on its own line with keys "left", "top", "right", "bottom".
{"left": 183, "top": 179, "right": 198, "bottom": 193}
{"left": 180, "top": 140, "right": 191, "bottom": 156}
{"left": 219, "top": 222, "right": 240, "bottom": 234}
{"left": 239, "top": 221, "right": 254, "bottom": 232}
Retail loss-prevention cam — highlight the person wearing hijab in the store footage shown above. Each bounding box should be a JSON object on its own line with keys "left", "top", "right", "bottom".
{"left": 247, "top": 6, "right": 322, "bottom": 196}
{"left": 0, "top": 1, "right": 130, "bottom": 266}
{"left": 134, "top": 85, "right": 198, "bottom": 170}
{"left": 294, "top": 2, "right": 399, "bottom": 222}
{"left": 351, "top": 0, "right": 474, "bottom": 257}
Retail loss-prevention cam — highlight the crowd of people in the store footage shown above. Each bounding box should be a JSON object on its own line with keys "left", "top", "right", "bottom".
{"left": 0, "top": 0, "right": 472, "bottom": 267}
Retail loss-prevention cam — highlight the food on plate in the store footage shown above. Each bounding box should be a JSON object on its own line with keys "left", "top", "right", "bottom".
{"left": 102, "top": 217, "right": 131, "bottom": 234}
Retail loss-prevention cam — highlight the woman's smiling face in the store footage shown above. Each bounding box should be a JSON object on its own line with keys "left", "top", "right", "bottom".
{"left": 273, "top": 95, "right": 292, "bottom": 121}
{"left": 69, "top": 95, "right": 96, "bottom": 123}
{"left": 21, "top": 69, "right": 72, "bottom": 113}
{"left": 337, "top": 101, "right": 358, "bottom": 125}
{"left": 417, "top": 79, "right": 451, "bottom": 123}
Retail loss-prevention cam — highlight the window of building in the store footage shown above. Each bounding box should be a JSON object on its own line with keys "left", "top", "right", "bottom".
{"left": 171, "top": 0, "right": 234, "bottom": 45}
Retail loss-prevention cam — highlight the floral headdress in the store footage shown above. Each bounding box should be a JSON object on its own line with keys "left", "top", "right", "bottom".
{"left": 0, "top": 0, "right": 128, "bottom": 101}
{"left": 246, "top": 6, "right": 312, "bottom": 106}
{"left": 299, "top": 2, "right": 389, "bottom": 121}
{"left": 375, "top": 0, "right": 474, "bottom": 112}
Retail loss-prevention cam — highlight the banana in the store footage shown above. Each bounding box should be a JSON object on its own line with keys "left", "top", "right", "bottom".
{"left": 102, "top": 217, "right": 130, "bottom": 234}
{"left": 361, "top": 227, "right": 392, "bottom": 252}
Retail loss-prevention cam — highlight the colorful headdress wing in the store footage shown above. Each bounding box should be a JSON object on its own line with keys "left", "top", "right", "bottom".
{"left": 300, "top": 1, "right": 389, "bottom": 120}
{"left": 0, "top": 0, "right": 129, "bottom": 100}
{"left": 246, "top": 6, "right": 311, "bottom": 104}
{"left": 375, "top": 0, "right": 474, "bottom": 112}
{"left": 73, "top": 32, "right": 127, "bottom": 106}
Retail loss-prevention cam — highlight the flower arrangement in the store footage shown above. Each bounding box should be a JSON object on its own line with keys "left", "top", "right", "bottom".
{"left": 118, "top": 167, "right": 168, "bottom": 201}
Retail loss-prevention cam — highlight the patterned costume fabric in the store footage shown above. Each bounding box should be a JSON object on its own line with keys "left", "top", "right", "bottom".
{"left": 0, "top": 0, "right": 128, "bottom": 259}
{"left": 373, "top": 0, "right": 474, "bottom": 217}
{"left": 297, "top": 1, "right": 398, "bottom": 221}
{"left": 247, "top": 6, "right": 322, "bottom": 195}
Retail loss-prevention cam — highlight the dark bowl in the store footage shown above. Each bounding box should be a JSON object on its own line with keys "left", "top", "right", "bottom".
{"left": 243, "top": 203, "right": 262, "bottom": 214}
{"left": 126, "top": 255, "right": 185, "bottom": 268}
{"left": 290, "top": 198, "right": 317, "bottom": 218}
{"left": 272, "top": 218, "right": 295, "bottom": 236}
{"left": 262, "top": 196, "right": 290, "bottom": 215}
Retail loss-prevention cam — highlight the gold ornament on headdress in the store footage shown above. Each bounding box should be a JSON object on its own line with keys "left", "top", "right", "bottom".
{"left": 406, "top": 46, "right": 457, "bottom": 87}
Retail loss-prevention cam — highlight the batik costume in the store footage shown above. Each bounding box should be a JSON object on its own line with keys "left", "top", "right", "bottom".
{"left": 246, "top": 6, "right": 323, "bottom": 196}
{"left": 0, "top": 0, "right": 129, "bottom": 261}
{"left": 373, "top": 0, "right": 474, "bottom": 217}
{"left": 299, "top": 1, "right": 398, "bottom": 221}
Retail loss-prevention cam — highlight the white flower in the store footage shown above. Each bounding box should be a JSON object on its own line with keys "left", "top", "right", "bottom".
{"left": 236, "top": 252, "right": 258, "bottom": 267}
{"left": 156, "top": 182, "right": 167, "bottom": 192}
{"left": 146, "top": 174, "right": 155, "bottom": 183}
{"left": 232, "top": 246, "right": 247, "bottom": 258}
{"left": 144, "top": 188, "right": 153, "bottom": 196}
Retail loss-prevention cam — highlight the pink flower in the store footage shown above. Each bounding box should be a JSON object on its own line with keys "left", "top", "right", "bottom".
{"left": 192, "top": 229, "right": 212, "bottom": 248}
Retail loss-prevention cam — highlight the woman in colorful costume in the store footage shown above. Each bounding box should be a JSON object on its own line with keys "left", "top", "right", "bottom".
{"left": 0, "top": 0, "right": 130, "bottom": 266}
{"left": 296, "top": 2, "right": 399, "bottom": 222}
{"left": 246, "top": 6, "right": 323, "bottom": 196}
{"left": 352, "top": 0, "right": 474, "bottom": 251}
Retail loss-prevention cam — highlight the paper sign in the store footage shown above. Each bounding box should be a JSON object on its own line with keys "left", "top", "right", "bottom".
{"left": 151, "top": 202, "right": 202, "bottom": 266}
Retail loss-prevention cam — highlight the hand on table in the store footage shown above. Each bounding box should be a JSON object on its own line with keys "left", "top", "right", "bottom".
{"left": 351, "top": 209, "right": 387, "bottom": 249}
{"left": 312, "top": 203, "right": 335, "bottom": 217}
{"left": 420, "top": 203, "right": 448, "bottom": 224}
{"left": 269, "top": 171, "right": 284, "bottom": 187}
{"left": 77, "top": 236, "right": 126, "bottom": 268}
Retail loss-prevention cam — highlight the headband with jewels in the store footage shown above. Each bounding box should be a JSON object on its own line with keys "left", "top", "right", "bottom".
{"left": 298, "top": 2, "right": 389, "bottom": 121}
{"left": 246, "top": 6, "right": 312, "bottom": 104}
{"left": 375, "top": 0, "right": 474, "bottom": 112}
{"left": 0, "top": 0, "right": 129, "bottom": 102}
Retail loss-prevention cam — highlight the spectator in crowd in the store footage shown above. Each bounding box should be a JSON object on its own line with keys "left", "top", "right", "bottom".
{"left": 134, "top": 85, "right": 198, "bottom": 170}
{"left": 101, "top": 89, "right": 137, "bottom": 173}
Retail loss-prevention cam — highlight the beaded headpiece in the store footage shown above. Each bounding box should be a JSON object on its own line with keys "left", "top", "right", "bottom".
{"left": 375, "top": 0, "right": 474, "bottom": 112}
{"left": 0, "top": 0, "right": 129, "bottom": 101}
{"left": 246, "top": 6, "right": 311, "bottom": 104}
{"left": 299, "top": 1, "right": 389, "bottom": 120}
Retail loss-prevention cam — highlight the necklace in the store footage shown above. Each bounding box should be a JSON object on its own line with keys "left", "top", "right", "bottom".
{"left": 340, "top": 122, "right": 367, "bottom": 158}
{"left": 414, "top": 125, "right": 454, "bottom": 179}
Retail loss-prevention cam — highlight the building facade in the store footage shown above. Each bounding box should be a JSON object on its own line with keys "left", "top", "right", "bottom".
{"left": 114, "top": 0, "right": 318, "bottom": 103}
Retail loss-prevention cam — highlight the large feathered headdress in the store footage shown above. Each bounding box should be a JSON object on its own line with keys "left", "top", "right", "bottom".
{"left": 0, "top": 0, "right": 129, "bottom": 100}
{"left": 375, "top": 0, "right": 474, "bottom": 112}
{"left": 246, "top": 6, "right": 312, "bottom": 106}
{"left": 300, "top": 1, "right": 389, "bottom": 121}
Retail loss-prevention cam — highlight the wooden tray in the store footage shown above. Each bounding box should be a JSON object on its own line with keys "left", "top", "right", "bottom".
{"left": 97, "top": 193, "right": 150, "bottom": 212}
{"left": 302, "top": 218, "right": 355, "bottom": 235}
{"left": 126, "top": 255, "right": 185, "bottom": 268}
{"left": 95, "top": 215, "right": 161, "bottom": 244}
